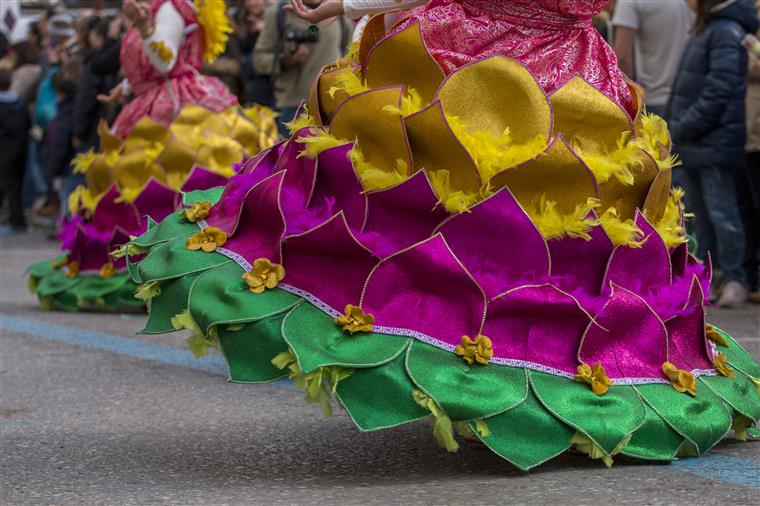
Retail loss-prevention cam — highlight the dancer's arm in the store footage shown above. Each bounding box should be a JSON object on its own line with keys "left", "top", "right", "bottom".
{"left": 285, "top": 0, "right": 427, "bottom": 23}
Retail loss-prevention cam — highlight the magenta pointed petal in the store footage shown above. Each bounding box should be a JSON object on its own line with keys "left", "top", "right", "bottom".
{"left": 283, "top": 212, "right": 377, "bottom": 312}
{"left": 221, "top": 171, "right": 286, "bottom": 263}
{"left": 666, "top": 276, "right": 714, "bottom": 371}
{"left": 205, "top": 169, "right": 273, "bottom": 233}
{"left": 361, "top": 171, "right": 448, "bottom": 257}
{"left": 579, "top": 284, "right": 668, "bottom": 379}
{"left": 181, "top": 166, "right": 230, "bottom": 193}
{"left": 276, "top": 139, "right": 318, "bottom": 234}
{"left": 603, "top": 212, "right": 671, "bottom": 297}
{"left": 309, "top": 143, "right": 367, "bottom": 231}
{"left": 60, "top": 215, "right": 85, "bottom": 252}
{"left": 133, "top": 179, "right": 177, "bottom": 223}
{"left": 436, "top": 188, "right": 549, "bottom": 299}
{"left": 91, "top": 185, "right": 142, "bottom": 233}
{"left": 548, "top": 219, "right": 614, "bottom": 300}
{"left": 671, "top": 242, "right": 688, "bottom": 279}
{"left": 361, "top": 234, "right": 486, "bottom": 346}
{"left": 483, "top": 285, "right": 591, "bottom": 373}
{"left": 70, "top": 223, "right": 111, "bottom": 271}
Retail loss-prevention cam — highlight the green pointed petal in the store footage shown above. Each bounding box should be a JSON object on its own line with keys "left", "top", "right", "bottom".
{"left": 182, "top": 186, "right": 225, "bottom": 207}
{"left": 70, "top": 273, "right": 129, "bottom": 303}
{"left": 709, "top": 326, "right": 760, "bottom": 378}
{"left": 530, "top": 370, "right": 645, "bottom": 455}
{"left": 701, "top": 374, "right": 760, "bottom": 423}
{"left": 131, "top": 212, "right": 198, "bottom": 249}
{"left": 622, "top": 405, "right": 683, "bottom": 461}
{"left": 218, "top": 313, "right": 291, "bottom": 383}
{"left": 635, "top": 382, "right": 732, "bottom": 454}
{"left": 126, "top": 251, "right": 143, "bottom": 284}
{"left": 142, "top": 272, "right": 204, "bottom": 334}
{"left": 36, "top": 269, "right": 82, "bottom": 297}
{"left": 405, "top": 341, "right": 527, "bottom": 422}
{"left": 189, "top": 262, "right": 301, "bottom": 332}
{"left": 336, "top": 351, "right": 428, "bottom": 431}
{"left": 282, "top": 303, "right": 410, "bottom": 373}
{"left": 136, "top": 236, "right": 229, "bottom": 283}
{"left": 27, "top": 254, "right": 66, "bottom": 278}
{"left": 477, "top": 374, "right": 574, "bottom": 470}
{"left": 101, "top": 279, "right": 143, "bottom": 310}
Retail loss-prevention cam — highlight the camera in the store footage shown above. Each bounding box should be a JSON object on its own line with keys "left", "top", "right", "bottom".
{"left": 283, "top": 26, "right": 319, "bottom": 54}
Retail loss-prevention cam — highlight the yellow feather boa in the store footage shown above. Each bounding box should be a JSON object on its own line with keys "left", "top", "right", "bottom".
{"left": 194, "top": 0, "right": 233, "bottom": 63}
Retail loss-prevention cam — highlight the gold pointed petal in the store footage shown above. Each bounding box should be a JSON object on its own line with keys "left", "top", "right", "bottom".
{"left": 85, "top": 154, "right": 113, "bottom": 198}
{"left": 642, "top": 169, "right": 672, "bottom": 224}
{"left": 329, "top": 86, "right": 412, "bottom": 175}
{"left": 437, "top": 56, "right": 552, "bottom": 144}
{"left": 310, "top": 65, "right": 353, "bottom": 125}
{"left": 598, "top": 148, "right": 658, "bottom": 220}
{"left": 123, "top": 117, "right": 169, "bottom": 152}
{"left": 229, "top": 115, "right": 261, "bottom": 154}
{"left": 492, "top": 135, "right": 599, "bottom": 214}
{"left": 97, "top": 119, "right": 122, "bottom": 154}
{"left": 551, "top": 76, "right": 634, "bottom": 152}
{"left": 359, "top": 14, "right": 388, "bottom": 69}
{"left": 158, "top": 137, "right": 198, "bottom": 189}
{"left": 112, "top": 151, "right": 167, "bottom": 190}
{"left": 364, "top": 22, "right": 444, "bottom": 105}
{"left": 404, "top": 101, "right": 480, "bottom": 193}
{"left": 195, "top": 132, "right": 244, "bottom": 174}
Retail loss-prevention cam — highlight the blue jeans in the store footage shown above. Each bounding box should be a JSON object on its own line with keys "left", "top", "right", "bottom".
{"left": 22, "top": 138, "right": 47, "bottom": 209}
{"left": 673, "top": 166, "right": 747, "bottom": 286}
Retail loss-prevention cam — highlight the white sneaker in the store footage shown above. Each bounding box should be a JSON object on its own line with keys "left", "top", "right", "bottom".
{"left": 716, "top": 281, "right": 749, "bottom": 307}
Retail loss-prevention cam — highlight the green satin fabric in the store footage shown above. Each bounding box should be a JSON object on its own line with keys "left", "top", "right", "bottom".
{"left": 719, "top": 330, "right": 760, "bottom": 378}
{"left": 336, "top": 351, "right": 428, "bottom": 431}
{"left": 143, "top": 272, "right": 204, "bottom": 334}
{"left": 189, "top": 262, "right": 301, "bottom": 333}
{"left": 27, "top": 254, "right": 66, "bottom": 279}
{"left": 635, "top": 383, "right": 732, "bottom": 454}
{"left": 478, "top": 374, "right": 574, "bottom": 470}
{"left": 406, "top": 340, "right": 527, "bottom": 421}
{"left": 530, "top": 371, "right": 645, "bottom": 455}
{"left": 36, "top": 268, "right": 81, "bottom": 297}
{"left": 282, "top": 302, "right": 410, "bottom": 373}
{"left": 701, "top": 374, "right": 760, "bottom": 423}
{"left": 71, "top": 273, "right": 129, "bottom": 301}
{"left": 622, "top": 405, "right": 683, "bottom": 461}
{"left": 182, "top": 187, "right": 225, "bottom": 207}
{"left": 136, "top": 237, "right": 229, "bottom": 283}
{"left": 131, "top": 213, "right": 197, "bottom": 249}
{"left": 218, "top": 314, "right": 290, "bottom": 383}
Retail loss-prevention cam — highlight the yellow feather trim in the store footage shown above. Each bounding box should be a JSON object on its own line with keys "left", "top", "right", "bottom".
{"left": 526, "top": 196, "right": 600, "bottom": 240}
{"left": 194, "top": 0, "right": 233, "bottom": 63}
{"left": 428, "top": 170, "right": 481, "bottom": 214}
{"left": 71, "top": 149, "right": 97, "bottom": 174}
{"left": 575, "top": 133, "right": 640, "bottom": 186}
{"left": 654, "top": 187, "right": 689, "bottom": 248}
{"left": 328, "top": 68, "right": 370, "bottom": 98}
{"left": 350, "top": 147, "right": 407, "bottom": 191}
{"left": 285, "top": 112, "right": 319, "bottom": 135}
{"left": 295, "top": 129, "right": 346, "bottom": 159}
{"left": 335, "top": 40, "right": 361, "bottom": 68}
{"left": 598, "top": 208, "right": 645, "bottom": 247}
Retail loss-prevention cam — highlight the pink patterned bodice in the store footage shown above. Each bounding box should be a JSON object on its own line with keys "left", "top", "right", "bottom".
{"left": 395, "top": 0, "right": 635, "bottom": 116}
{"left": 111, "top": 0, "right": 236, "bottom": 137}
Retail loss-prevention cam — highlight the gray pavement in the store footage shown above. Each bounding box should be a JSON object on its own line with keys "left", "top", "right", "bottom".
{"left": 1, "top": 233, "right": 759, "bottom": 505}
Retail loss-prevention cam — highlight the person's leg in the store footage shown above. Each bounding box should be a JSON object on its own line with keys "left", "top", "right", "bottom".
{"left": 743, "top": 152, "right": 760, "bottom": 298}
{"left": 699, "top": 166, "right": 748, "bottom": 305}
{"left": 7, "top": 156, "right": 27, "bottom": 229}
{"left": 674, "top": 167, "right": 715, "bottom": 261}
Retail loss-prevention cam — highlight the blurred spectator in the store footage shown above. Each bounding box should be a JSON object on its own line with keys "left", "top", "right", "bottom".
{"left": 235, "top": 0, "right": 275, "bottom": 107}
{"left": 202, "top": 37, "right": 243, "bottom": 98}
{"left": 72, "top": 17, "right": 115, "bottom": 152}
{"left": 0, "top": 68, "right": 30, "bottom": 232}
{"left": 740, "top": 6, "right": 760, "bottom": 303}
{"left": 668, "top": 0, "right": 760, "bottom": 306}
{"left": 254, "top": 0, "right": 351, "bottom": 136}
{"left": 42, "top": 65, "right": 78, "bottom": 221}
{"left": 613, "top": 0, "right": 694, "bottom": 116}
{"left": 11, "top": 40, "right": 42, "bottom": 104}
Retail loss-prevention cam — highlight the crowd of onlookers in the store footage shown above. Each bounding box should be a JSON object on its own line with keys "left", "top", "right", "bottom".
{"left": 0, "top": 0, "right": 759, "bottom": 306}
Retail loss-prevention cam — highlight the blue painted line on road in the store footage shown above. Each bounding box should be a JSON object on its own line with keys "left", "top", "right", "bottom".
{"left": 0, "top": 313, "right": 228, "bottom": 375}
{"left": 670, "top": 454, "right": 760, "bottom": 489}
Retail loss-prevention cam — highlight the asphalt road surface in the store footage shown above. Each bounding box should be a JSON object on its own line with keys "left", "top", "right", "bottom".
{"left": 2, "top": 233, "right": 759, "bottom": 505}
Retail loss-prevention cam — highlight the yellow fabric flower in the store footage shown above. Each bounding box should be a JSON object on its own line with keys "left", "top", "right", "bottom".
{"left": 51, "top": 256, "right": 69, "bottom": 270}
{"left": 182, "top": 201, "right": 212, "bottom": 222}
{"left": 149, "top": 40, "right": 174, "bottom": 63}
{"left": 574, "top": 362, "right": 613, "bottom": 395}
{"left": 713, "top": 352, "right": 736, "bottom": 379}
{"left": 99, "top": 262, "right": 116, "bottom": 279}
{"left": 65, "top": 261, "right": 80, "bottom": 279}
{"left": 242, "top": 258, "right": 285, "bottom": 294}
{"left": 186, "top": 227, "right": 227, "bottom": 253}
{"left": 335, "top": 305, "right": 375, "bottom": 334}
{"left": 705, "top": 324, "right": 729, "bottom": 347}
{"left": 455, "top": 335, "right": 494, "bottom": 365}
{"left": 662, "top": 362, "right": 697, "bottom": 396}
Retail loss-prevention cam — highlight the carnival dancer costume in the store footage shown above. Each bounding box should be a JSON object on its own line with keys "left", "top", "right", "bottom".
{"left": 27, "top": 0, "right": 279, "bottom": 312}
{"left": 125, "top": 0, "right": 760, "bottom": 468}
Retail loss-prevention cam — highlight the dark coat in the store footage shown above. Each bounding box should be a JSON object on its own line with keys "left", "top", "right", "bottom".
{"left": 73, "top": 47, "right": 115, "bottom": 151}
{"left": 0, "top": 92, "right": 29, "bottom": 188}
{"left": 667, "top": 0, "right": 760, "bottom": 170}
{"left": 43, "top": 95, "right": 76, "bottom": 181}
